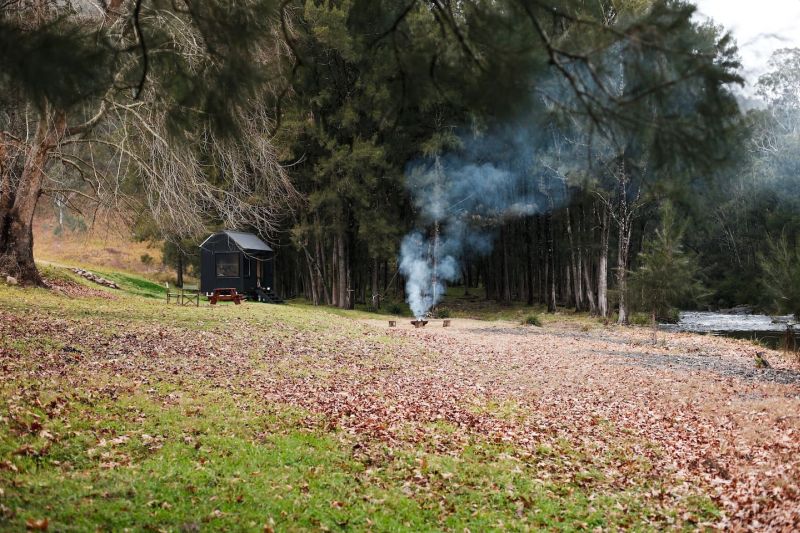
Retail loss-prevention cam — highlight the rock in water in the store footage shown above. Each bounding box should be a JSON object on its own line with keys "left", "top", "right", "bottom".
{"left": 5, "top": 276, "right": 17, "bottom": 286}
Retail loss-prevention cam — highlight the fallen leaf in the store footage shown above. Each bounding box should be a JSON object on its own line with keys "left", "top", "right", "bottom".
{"left": 25, "top": 517, "right": 48, "bottom": 530}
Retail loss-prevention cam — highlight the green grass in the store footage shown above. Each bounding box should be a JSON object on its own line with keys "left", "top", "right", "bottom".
{"left": 38, "top": 263, "right": 166, "bottom": 299}
{"left": 522, "top": 313, "right": 543, "bottom": 327}
{"left": 0, "top": 265, "right": 720, "bottom": 531}
{"left": 0, "top": 384, "right": 717, "bottom": 532}
{"left": 93, "top": 269, "right": 167, "bottom": 299}
{"left": 38, "top": 264, "right": 79, "bottom": 284}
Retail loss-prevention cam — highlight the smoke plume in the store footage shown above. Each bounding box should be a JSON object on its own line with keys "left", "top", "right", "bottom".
{"left": 399, "top": 124, "right": 568, "bottom": 318}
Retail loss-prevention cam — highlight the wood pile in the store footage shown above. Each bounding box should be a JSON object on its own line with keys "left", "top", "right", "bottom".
{"left": 70, "top": 268, "right": 120, "bottom": 289}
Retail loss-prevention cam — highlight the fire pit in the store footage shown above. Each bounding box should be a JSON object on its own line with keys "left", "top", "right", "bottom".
{"left": 411, "top": 320, "right": 429, "bottom": 328}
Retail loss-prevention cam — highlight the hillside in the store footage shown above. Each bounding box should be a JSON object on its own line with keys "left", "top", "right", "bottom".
{"left": 32, "top": 211, "right": 168, "bottom": 280}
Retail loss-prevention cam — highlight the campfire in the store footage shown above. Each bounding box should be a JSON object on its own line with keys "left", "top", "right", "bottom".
{"left": 410, "top": 319, "right": 429, "bottom": 328}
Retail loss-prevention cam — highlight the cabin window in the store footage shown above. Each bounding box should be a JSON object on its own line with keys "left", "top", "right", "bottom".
{"left": 215, "top": 253, "right": 239, "bottom": 277}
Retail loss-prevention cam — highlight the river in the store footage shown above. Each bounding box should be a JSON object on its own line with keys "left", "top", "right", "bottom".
{"left": 662, "top": 311, "right": 797, "bottom": 349}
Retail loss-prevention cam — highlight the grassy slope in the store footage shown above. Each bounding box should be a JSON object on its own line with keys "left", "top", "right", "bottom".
{"left": 0, "top": 267, "right": 717, "bottom": 531}
{"left": 33, "top": 215, "right": 172, "bottom": 281}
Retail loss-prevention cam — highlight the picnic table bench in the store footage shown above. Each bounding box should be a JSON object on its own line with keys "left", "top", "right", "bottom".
{"left": 209, "top": 287, "right": 244, "bottom": 305}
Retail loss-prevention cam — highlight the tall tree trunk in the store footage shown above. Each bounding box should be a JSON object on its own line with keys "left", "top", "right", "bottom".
{"left": 176, "top": 254, "right": 184, "bottom": 287}
{"left": 583, "top": 253, "right": 597, "bottom": 315}
{"left": 314, "top": 232, "right": 330, "bottom": 305}
{"left": 616, "top": 165, "right": 633, "bottom": 325}
{"left": 371, "top": 257, "right": 380, "bottom": 309}
{"left": 578, "top": 251, "right": 585, "bottom": 305}
{"left": 580, "top": 205, "right": 597, "bottom": 314}
{"left": 0, "top": 135, "right": 14, "bottom": 256}
{"left": 563, "top": 262, "right": 572, "bottom": 307}
{"left": 336, "top": 231, "right": 348, "bottom": 309}
{"left": 396, "top": 272, "right": 404, "bottom": 299}
{"left": 501, "top": 226, "right": 511, "bottom": 302}
{"left": 303, "top": 236, "right": 327, "bottom": 305}
{"left": 0, "top": 106, "right": 66, "bottom": 285}
{"left": 462, "top": 262, "right": 470, "bottom": 296}
{"left": 546, "top": 212, "right": 556, "bottom": 313}
{"left": 597, "top": 201, "right": 610, "bottom": 318}
{"left": 616, "top": 222, "right": 632, "bottom": 325}
{"left": 357, "top": 267, "right": 365, "bottom": 305}
{"left": 482, "top": 261, "right": 491, "bottom": 300}
{"left": 306, "top": 255, "right": 319, "bottom": 305}
{"left": 536, "top": 214, "right": 545, "bottom": 304}
{"left": 331, "top": 238, "right": 338, "bottom": 306}
{"left": 566, "top": 208, "right": 583, "bottom": 311}
{"left": 525, "top": 218, "right": 534, "bottom": 306}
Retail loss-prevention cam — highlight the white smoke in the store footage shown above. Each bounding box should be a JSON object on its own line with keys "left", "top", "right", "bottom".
{"left": 398, "top": 123, "right": 569, "bottom": 318}
{"left": 400, "top": 232, "right": 460, "bottom": 318}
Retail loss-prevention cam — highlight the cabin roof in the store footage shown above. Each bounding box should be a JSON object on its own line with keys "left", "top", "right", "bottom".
{"left": 200, "top": 230, "right": 273, "bottom": 252}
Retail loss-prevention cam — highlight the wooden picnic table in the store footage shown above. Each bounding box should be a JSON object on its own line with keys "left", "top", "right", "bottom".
{"left": 209, "top": 288, "right": 244, "bottom": 305}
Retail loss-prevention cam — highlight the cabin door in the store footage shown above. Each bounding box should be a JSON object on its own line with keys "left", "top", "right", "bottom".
{"left": 256, "top": 260, "right": 263, "bottom": 288}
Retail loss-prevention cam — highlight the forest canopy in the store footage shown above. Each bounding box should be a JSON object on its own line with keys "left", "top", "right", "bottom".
{"left": 3, "top": 0, "right": 798, "bottom": 321}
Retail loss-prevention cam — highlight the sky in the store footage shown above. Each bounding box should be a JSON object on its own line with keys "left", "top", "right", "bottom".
{"left": 693, "top": 0, "right": 800, "bottom": 91}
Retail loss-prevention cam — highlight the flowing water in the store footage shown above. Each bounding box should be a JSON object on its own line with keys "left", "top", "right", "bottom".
{"left": 662, "top": 311, "right": 797, "bottom": 349}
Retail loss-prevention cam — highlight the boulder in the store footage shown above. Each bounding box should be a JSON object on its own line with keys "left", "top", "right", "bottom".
{"left": 5, "top": 275, "right": 18, "bottom": 286}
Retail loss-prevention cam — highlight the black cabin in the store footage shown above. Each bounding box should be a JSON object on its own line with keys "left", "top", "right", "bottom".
{"left": 199, "top": 231, "right": 274, "bottom": 298}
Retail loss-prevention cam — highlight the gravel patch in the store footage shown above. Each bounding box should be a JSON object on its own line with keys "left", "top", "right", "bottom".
{"left": 604, "top": 350, "right": 800, "bottom": 386}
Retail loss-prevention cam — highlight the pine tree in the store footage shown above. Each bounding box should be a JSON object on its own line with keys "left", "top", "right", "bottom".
{"left": 760, "top": 234, "right": 800, "bottom": 319}
{"left": 630, "top": 201, "right": 702, "bottom": 342}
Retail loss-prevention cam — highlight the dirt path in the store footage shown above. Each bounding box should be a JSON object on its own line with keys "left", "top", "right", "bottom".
{"left": 359, "top": 318, "right": 800, "bottom": 529}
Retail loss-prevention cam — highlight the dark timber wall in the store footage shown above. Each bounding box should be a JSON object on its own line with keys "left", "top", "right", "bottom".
{"left": 199, "top": 233, "right": 274, "bottom": 295}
